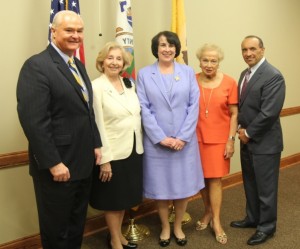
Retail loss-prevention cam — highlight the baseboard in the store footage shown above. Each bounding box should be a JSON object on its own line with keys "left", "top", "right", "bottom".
{"left": 1, "top": 153, "right": 299, "bottom": 249}
{"left": 0, "top": 234, "right": 41, "bottom": 249}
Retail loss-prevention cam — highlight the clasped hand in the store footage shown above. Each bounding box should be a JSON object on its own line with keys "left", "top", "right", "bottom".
{"left": 160, "top": 137, "right": 186, "bottom": 151}
{"left": 237, "top": 128, "right": 249, "bottom": 144}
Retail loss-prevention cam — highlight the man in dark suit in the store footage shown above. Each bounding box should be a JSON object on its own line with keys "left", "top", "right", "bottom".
{"left": 230, "top": 35, "right": 285, "bottom": 246}
{"left": 17, "top": 10, "right": 102, "bottom": 249}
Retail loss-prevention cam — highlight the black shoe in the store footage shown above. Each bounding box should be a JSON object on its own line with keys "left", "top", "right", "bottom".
{"left": 159, "top": 238, "right": 171, "bottom": 247}
{"left": 247, "top": 231, "right": 274, "bottom": 245}
{"left": 106, "top": 233, "right": 112, "bottom": 249}
{"left": 173, "top": 234, "right": 187, "bottom": 246}
{"left": 230, "top": 219, "right": 257, "bottom": 228}
{"left": 122, "top": 242, "right": 138, "bottom": 249}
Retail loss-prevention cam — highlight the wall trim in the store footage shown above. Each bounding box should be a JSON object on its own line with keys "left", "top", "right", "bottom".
{"left": 0, "top": 234, "right": 41, "bottom": 249}
{"left": 280, "top": 106, "right": 300, "bottom": 117}
{"left": 1, "top": 153, "right": 299, "bottom": 249}
{"left": 1, "top": 105, "right": 299, "bottom": 170}
{"left": 0, "top": 107, "right": 299, "bottom": 248}
{"left": 0, "top": 151, "right": 28, "bottom": 169}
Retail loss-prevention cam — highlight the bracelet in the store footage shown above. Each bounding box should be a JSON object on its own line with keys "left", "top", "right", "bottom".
{"left": 228, "top": 136, "right": 235, "bottom": 141}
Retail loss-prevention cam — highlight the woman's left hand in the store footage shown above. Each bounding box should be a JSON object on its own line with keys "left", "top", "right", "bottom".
{"left": 99, "top": 162, "right": 113, "bottom": 182}
{"left": 171, "top": 138, "right": 186, "bottom": 151}
{"left": 224, "top": 140, "right": 234, "bottom": 159}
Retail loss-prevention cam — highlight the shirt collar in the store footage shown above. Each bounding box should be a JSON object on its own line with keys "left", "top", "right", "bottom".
{"left": 51, "top": 42, "right": 73, "bottom": 64}
{"left": 249, "top": 57, "right": 265, "bottom": 76}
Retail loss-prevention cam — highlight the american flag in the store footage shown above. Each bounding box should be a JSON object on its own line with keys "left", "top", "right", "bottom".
{"left": 48, "top": 0, "right": 85, "bottom": 64}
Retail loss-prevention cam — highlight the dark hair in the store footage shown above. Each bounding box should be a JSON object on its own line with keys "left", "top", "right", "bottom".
{"left": 244, "top": 35, "right": 264, "bottom": 48}
{"left": 151, "top": 31, "right": 181, "bottom": 58}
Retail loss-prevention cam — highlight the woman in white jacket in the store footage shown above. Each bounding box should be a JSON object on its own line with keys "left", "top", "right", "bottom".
{"left": 90, "top": 42, "right": 143, "bottom": 249}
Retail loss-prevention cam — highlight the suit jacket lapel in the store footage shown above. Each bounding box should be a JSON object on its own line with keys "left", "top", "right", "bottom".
{"left": 102, "top": 75, "right": 134, "bottom": 115}
{"left": 150, "top": 63, "right": 172, "bottom": 107}
{"left": 74, "top": 57, "right": 93, "bottom": 107}
{"left": 239, "top": 61, "right": 267, "bottom": 106}
{"left": 47, "top": 45, "right": 89, "bottom": 108}
{"left": 170, "top": 62, "right": 181, "bottom": 102}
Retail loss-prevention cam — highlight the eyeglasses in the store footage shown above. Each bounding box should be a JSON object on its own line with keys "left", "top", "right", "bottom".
{"left": 201, "top": 59, "right": 219, "bottom": 66}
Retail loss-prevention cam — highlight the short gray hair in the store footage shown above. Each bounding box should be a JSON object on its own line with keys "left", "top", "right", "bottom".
{"left": 196, "top": 43, "right": 224, "bottom": 62}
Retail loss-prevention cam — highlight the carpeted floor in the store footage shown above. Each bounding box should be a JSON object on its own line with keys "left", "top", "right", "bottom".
{"left": 83, "top": 164, "right": 300, "bottom": 249}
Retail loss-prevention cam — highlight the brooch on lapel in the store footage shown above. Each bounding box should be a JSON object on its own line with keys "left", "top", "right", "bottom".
{"left": 123, "top": 77, "right": 132, "bottom": 88}
{"left": 174, "top": 76, "right": 180, "bottom": 81}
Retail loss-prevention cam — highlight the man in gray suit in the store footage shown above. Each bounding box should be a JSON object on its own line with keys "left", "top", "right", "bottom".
{"left": 230, "top": 35, "right": 285, "bottom": 246}
{"left": 17, "top": 11, "right": 102, "bottom": 249}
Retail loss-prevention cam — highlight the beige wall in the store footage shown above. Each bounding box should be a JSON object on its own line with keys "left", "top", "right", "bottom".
{"left": 1, "top": 0, "right": 300, "bottom": 244}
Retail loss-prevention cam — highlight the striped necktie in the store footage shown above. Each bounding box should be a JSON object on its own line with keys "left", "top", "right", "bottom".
{"left": 68, "top": 58, "right": 89, "bottom": 103}
{"left": 240, "top": 69, "right": 251, "bottom": 98}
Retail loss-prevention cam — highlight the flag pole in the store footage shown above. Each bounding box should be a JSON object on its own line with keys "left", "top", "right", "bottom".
{"left": 168, "top": 0, "right": 191, "bottom": 225}
{"left": 115, "top": 0, "right": 149, "bottom": 240}
{"left": 98, "top": 0, "right": 102, "bottom": 36}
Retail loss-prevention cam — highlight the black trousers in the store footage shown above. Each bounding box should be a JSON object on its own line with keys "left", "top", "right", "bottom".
{"left": 241, "top": 146, "right": 280, "bottom": 235}
{"left": 33, "top": 175, "right": 92, "bottom": 249}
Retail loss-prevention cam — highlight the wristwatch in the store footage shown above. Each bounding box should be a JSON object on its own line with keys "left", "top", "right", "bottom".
{"left": 228, "top": 136, "right": 235, "bottom": 141}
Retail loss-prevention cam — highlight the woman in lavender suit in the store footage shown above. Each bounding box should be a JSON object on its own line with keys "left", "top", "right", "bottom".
{"left": 137, "top": 31, "right": 204, "bottom": 247}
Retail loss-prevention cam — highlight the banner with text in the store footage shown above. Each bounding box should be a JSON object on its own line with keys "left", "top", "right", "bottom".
{"left": 116, "top": 0, "right": 135, "bottom": 80}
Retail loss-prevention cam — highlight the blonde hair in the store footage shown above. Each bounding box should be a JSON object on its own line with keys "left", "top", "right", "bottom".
{"left": 96, "top": 41, "right": 132, "bottom": 74}
{"left": 196, "top": 43, "right": 224, "bottom": 62}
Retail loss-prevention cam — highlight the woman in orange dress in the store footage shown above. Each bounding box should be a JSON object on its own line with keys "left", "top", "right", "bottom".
{"left": 195, "top": 44, "right": 238, "bottom": 244}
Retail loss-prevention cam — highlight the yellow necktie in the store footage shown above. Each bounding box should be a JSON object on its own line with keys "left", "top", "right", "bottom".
{"left": 68, "top": 58, "right": 89, "bottom": 102}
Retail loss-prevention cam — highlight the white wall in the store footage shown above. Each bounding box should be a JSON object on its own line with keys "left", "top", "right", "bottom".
{"left": 1, "top": 0, "right": 300, "bottom": 244}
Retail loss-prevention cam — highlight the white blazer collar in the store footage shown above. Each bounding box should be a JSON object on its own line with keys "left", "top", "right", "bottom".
{"left": 101, "top": 74, "right": 134, "bottom": 114}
